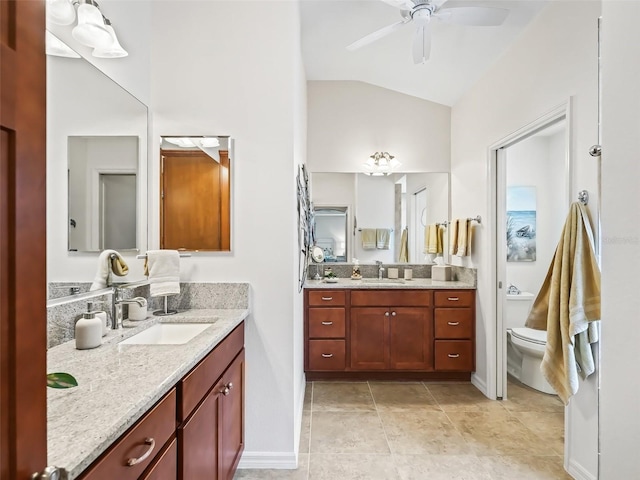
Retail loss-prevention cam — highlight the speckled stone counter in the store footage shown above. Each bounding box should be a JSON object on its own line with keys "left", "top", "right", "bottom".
{"left": 47, "top": 308, "right": 249, "bottom": 479}
{"left": 304, "top": 278, "right": 475, "bottom": 289}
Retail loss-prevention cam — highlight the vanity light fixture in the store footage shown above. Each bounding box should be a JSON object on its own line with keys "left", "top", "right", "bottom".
{"left": 363, "top": 152, "right": 401, "bottom": 176}
{"left": 47, "top": 0, "right": 128, "bottom": 58}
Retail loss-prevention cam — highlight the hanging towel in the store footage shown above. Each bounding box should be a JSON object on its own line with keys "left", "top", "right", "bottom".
{"left": 525, "top": 202, "right": 601, "bottom": 405}
{"left": 90, "top": 249, "right": 129, "bottom": 291}
{"left": 456, "top": 219, "right": 473, "bottom": 257}
{"left": 424, "top": 224, "right": 438, "bottom": 254}
{"left": 376, "top": 228, "right": 391, "bottom": 250}
{"left": 361, "top": 229, "right": 377, "bottom": 250}
{"left": 398, "top": 227, "right": 409, "bottom": 262}
{"left": 436, "top": 225, "right": 445, "bottom": 255}
{"left": 144, "top": 250, "right": 181, "bottom": 297}
{"left": 449, "top": 220, "right": 459, "bottom": 255}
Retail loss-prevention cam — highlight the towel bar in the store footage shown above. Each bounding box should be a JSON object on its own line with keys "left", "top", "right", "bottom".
{"left": 136, "top": 253, "right": 192, "bottom": 259}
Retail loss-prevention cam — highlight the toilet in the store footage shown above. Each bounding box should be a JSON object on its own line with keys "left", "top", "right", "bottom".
{"left": 505, "top": 292, "right": 556, "bottom": 395}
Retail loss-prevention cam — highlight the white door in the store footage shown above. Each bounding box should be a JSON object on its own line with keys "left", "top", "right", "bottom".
{"left": 99, "top": 173, "right": 137, "bottom": 250}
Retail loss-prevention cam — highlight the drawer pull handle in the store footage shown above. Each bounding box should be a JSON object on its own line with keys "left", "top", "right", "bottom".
{"left": 447, "top": 321, "right": 460, "bottom": 326}
{"left": 448, "top": 353, "right": 460, "bottom": 358}
{"left": 126, "top": 437, "right": 156, "bottom": 466}
{"left": 321, "top": 321, "right": 333, "bottom": 325}
{"left": 321, "top": 353, "right": 334, "bottom": 358}
{"left": 321, "top": 297, "right": 333, "bottom": 301}
{"left": 447, "top": 297, "right": 459, "bottom": 301}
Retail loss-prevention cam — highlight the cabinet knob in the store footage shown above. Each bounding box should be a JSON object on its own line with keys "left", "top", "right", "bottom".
{"left": 391, "top": 311, "right": 396, "bottom": 316}
{"left": 385, "top": 312, "right": 390, "bottom": 317}
{"left": 126, "top": 437, "right": 156, "bottom": 466}
{"left": 447, "top": 321, "right": 460, "bottom": 326}
{"left": 227, "top": 382, "right": 234, "bottom": 390}
{"left": 321, "top": 353, "right": 334, "bottom": 358}
{"left": 221, "top": 386, "right": 230, "bottom": 396}
{"left": 321, "top": 321, "right": 333, "bottom": 325}
{"left": 448, "top": 353, "right": 460, "bottom": 358}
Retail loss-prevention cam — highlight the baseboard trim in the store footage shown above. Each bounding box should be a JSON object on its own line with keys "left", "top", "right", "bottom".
{"left": 566, "top": 459, "right": 596, "bottom": 480}
{"left": 237, "top": 452, "right": 298, "bottom": 470}
{"left": 471, "top": 373, "right": 488, "bottom": 397}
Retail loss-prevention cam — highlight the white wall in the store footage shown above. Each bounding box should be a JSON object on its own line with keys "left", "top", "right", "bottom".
{"left": 505, "top": 132, "right": 567, "bottom": 295}
{"left": 307, "top": 81, "right": 450, "bottom": 173}
{"left": 150, "top": 0, "right": 304, "bottom": 466}
{"left": 600, "top": 2, "right": 640, "bottom": 478}
{"left": 451, "top": 2, "right": 600, "bottom": 478}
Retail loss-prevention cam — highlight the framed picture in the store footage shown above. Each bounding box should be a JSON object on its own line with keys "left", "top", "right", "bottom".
{"left": 507, "top": 186, "right": 536, "bottom": 262}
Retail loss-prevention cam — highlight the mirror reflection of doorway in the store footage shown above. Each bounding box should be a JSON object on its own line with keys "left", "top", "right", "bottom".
{"left": 413, "top": 188, "right": 427, "bottom": 263}
{"left": 314, "top": 206, "right": 348, "bottom": 262}
{"left": 99, "top": 173, "right": 136, "bottom": 250}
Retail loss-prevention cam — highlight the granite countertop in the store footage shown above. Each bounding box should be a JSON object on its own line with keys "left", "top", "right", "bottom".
{"left": 47, "top": 308, "right": 249, "bottom": 479}
{"left": 304, "top": 278, "right": 475, "bottom": 289}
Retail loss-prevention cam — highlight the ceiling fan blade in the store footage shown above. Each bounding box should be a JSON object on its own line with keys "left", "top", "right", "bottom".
{"left": 435, "top": 6, "right": 508, "bottom": 26}
{"left": 379, "top": 0, "right": 415, "bottom": 10}
{"left": 347, "top": 18, "right": 411, "bottom": 51}
{"left": 412, "top": 22, "right": 432, "bottom": 64}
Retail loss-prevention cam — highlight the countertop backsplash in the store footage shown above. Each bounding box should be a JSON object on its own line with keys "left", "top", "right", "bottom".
{"left": 46, "top": 282, "right": 250, "bottom": 349}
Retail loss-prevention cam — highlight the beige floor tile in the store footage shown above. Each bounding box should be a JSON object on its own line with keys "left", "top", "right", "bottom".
{"left": 370, "top": 382, "right": 442, "bottom": 412}
{"left": 310, "top": 411, "right": 390, "bottom": 454}
{"left": 312, "top": 382, "right": 376, "bottom": 412}
{"left": 309, "top": 454, "right": 400, "bottom": 479}
{"left": 394, "top": 454, "right": 493, "bottom": 480}
{"left": 299, "top": 410, "right": 311, "bottom": 454}
{"left": 502, "top": 380, "right": 564, "bottom": 413}
{"left": 480, "top": 455, "right": 572, "bottom": 479}
{"left": 303, "top": 382, "right": 312, "bottom": 412}
{"left": 426, "top": 384, "right": 507, "bottom": 413}
{"left": 380, "top": 410, "right": 472, "bottom": 455}
{"left": 233, "top": 453, "right": 309, "bottom": 479}
{"left": 511, "top": 411, "right": 564, "bottom": 455}
{"left": 447, "top": 411, "right": 558, "bottom": 456}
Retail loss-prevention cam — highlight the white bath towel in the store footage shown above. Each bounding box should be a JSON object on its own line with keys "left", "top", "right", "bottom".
{"left": 90, "top": 249, "right": 129, "bottom": 291}
{"left": 145, "top": 250, "right": 181, "bottom": 297}
{"left": 376, "top": 228, "right": 391, "bottom": 250}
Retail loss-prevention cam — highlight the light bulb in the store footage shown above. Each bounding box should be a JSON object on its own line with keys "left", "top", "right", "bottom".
{"left": 72, "top": 3, "right": 112, "bottom": 49}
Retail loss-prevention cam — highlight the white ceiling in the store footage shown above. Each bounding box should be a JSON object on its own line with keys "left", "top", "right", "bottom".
{"left": 300, "top": 0, "right": 549, "bottom": 106}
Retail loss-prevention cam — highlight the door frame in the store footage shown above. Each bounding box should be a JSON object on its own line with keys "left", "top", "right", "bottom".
{"left": 487, "top": 99, "right": 573, "bottom": 400}
{"left": 92, "top": 167, "right": 136, "bottom": 250}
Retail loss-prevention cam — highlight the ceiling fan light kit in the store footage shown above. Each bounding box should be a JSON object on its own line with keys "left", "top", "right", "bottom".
{"left": 347, "top": 0, "right": 509, "bottom": 64}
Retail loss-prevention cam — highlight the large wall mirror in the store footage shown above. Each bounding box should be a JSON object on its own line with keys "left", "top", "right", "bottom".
{"left": 47, "top": 32, "right": 148, "bottom": 293}
{"left": 311, "top": 172, "right": 450, "bottom": 264}
{"left": 160, "top": 136, "right": 233, "bottom": 251}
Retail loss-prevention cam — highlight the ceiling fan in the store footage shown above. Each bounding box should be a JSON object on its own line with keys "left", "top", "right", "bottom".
{"left": 346, "top": 0, "right": 509, "bottom": 64}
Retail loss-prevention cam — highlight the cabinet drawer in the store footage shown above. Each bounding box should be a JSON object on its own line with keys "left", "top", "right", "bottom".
{"left": 140, "top": 437, "right": 177, "bottom": 480}
{"left": 351, "top": 290, "right": 430, "bottom": 307}
{"left": 434, "top": 290, "right": 474, "bottom": 307}
{"left": 308, "top": 308, "right": 345, "bottom": 338}
{"left": 80, "top": 389, "right": 177, "bottom": 480}
{"left": 308, "top": 340, "right": 346, "bottom": 370}
{"left": 180, "top": 323, "right": 244, "bottom": 421}
{"left": 434, "top": 341, "right": 474, "bottom": 371}
{"left": 434, "top": 309, "right": 473, "bottom": 339}
{"left": 308, "top": 290, "right": 346, "bottom": 306}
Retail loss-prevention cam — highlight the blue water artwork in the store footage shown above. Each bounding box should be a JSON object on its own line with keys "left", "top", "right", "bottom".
{"left": 506, "top": 186, "right": 536, "bottom": 262}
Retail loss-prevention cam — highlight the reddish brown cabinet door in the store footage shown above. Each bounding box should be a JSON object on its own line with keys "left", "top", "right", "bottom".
{"left": 140, "top": 438, "right": 177, "bottom": 480}
{"left": 350, "top": 308, "right": 389, "bottom": 370}
{"left": 389, "top": 307, "right": 433, "bottom": 371}
{"left": 219, "top": 351, "right": 245, "bottom": 480}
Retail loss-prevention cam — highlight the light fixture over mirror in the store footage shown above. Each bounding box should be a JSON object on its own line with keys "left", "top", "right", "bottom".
{"left": 363, "top": 151, "right": 401, "bottom": 176}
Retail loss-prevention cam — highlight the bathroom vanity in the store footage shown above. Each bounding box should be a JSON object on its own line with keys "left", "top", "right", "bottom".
{"left": 47, "top": 309, "right": 248, "bottom": 480}
{"left": 304, "top": 280, "right": 475, "bottom": 380}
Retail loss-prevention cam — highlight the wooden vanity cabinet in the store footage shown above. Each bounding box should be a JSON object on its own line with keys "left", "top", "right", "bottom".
{"left": 305, "top": 290, "right": 347, "bottom": 371}
{"left": 434, "top": 291, "right": 475, "bottom": 372}
{"left": 350, "top": 291, "right": 432, "bottom": 371}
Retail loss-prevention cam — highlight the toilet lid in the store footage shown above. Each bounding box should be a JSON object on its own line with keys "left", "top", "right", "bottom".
{"left": 511, "top": 327, "right": 547, "bottom": 345}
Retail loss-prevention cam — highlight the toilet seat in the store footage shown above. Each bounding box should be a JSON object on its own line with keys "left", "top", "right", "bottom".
{"left": 511, "top": 327, "right": 547, "bottom": 345}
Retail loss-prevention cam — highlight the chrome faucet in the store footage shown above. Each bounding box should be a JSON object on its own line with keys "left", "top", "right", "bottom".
{"left": 111, "top": 288, "right": 147, "bottom": 329}
{"left": 376, "top": 260, "right": 385, "bottom": 279}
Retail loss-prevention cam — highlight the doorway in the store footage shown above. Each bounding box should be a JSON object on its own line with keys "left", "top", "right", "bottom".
{"left": 99, "top": 173, "right": 137, "bottom": 250}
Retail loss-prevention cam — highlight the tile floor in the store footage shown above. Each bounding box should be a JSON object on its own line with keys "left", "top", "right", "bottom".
{"left": 234, "top": 379, "right": 568, "bottom": 480}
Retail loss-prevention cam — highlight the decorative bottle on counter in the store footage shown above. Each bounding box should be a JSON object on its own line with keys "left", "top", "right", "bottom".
{"left": 75, "top": 303, "right": 102, "bottom": 350}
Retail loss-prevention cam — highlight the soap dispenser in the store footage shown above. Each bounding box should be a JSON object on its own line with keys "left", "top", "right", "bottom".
{"left": 75, "top": 302, "right": 102, "bottom": 350}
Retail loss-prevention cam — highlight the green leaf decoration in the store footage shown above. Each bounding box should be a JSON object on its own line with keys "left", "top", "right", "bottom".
{"left": 47, "top": 372, "right": 78, "bottom": 389}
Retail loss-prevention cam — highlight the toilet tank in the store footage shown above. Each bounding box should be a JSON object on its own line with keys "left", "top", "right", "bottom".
{"left": 505, "top": 292, "right": 535, "bottom": 329}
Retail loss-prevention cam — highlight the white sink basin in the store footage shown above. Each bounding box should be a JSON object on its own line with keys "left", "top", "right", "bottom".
{"left": 120, "top": 323, "right": 213, "bottom": 345}
{"left": 361, "top": 279, "right": 405, "bottom": 284}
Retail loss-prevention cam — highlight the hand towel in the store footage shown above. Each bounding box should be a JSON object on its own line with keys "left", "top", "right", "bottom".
{"left": 361, "top": 229, "right": 377, "bottom": 250}
{"left": 89, "top": 249, "right": 129, "bottom": 291}
{"left": 456, "top": 219, "right": 473, "bottom": 256}
{"left": 398, "top": 227, "right": 409, "bottom": 262}
{"left": 525, "top": 202, "right": 601, "bottom": 405}
{"left": 449, "top": 220, "right": 459, "bottom": 256}
{"left": 376, "top": 228, "right": 391, "bottom": 250}
{"left": 145, "top": 250, "right": 181, "bottom": 297}
{"left": 437, "top": 225, "right": 445, "bottom": 255}
{"left": 424, "top": 224, "right": 438, "bottom": 254}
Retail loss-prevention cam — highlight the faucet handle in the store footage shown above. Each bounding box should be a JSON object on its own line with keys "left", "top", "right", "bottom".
{"left": 375, "top": 260, "right": 383, "bottom": 266}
